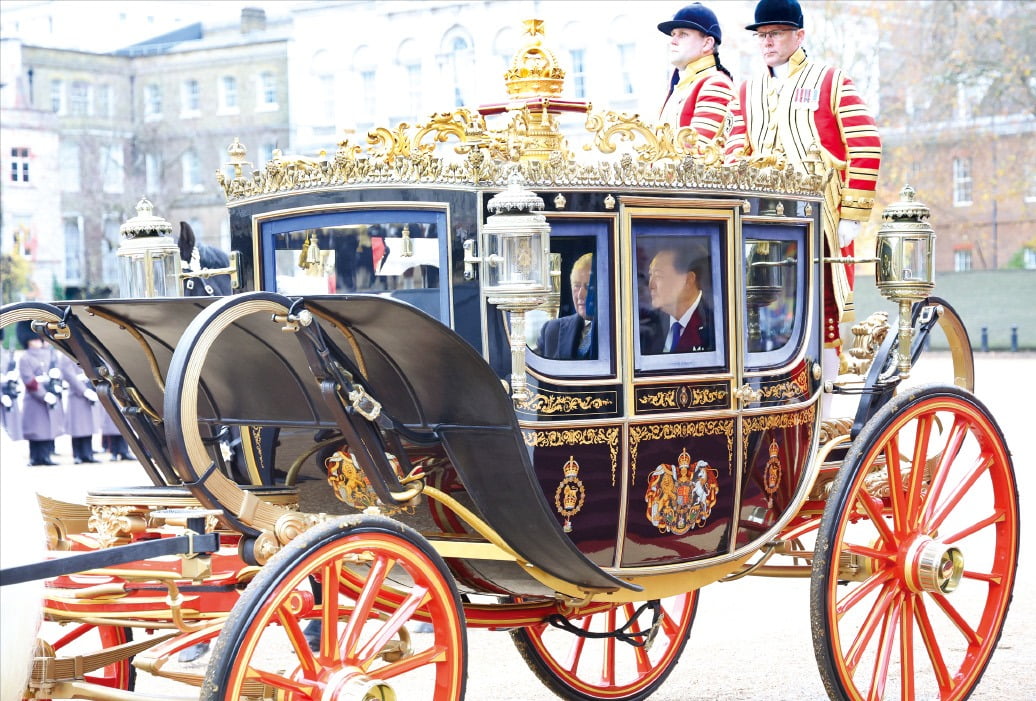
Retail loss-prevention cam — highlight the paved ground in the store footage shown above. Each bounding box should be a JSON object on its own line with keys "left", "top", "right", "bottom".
{"left": 1, "top": 353, "right": 1033, "bottom": 699}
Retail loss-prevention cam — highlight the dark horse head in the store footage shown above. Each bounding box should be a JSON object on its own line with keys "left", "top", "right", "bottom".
{"left": 177, "top": 221, "right": 232, "bottom": 296}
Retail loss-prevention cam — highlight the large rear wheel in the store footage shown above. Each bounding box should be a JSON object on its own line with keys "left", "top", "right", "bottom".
{"left": 202, "top": 515, "right": 466, "bottom": 700}
{"left": 812, "top": 384, "right": 1017, "bottom": 700}
{"left": 510, "top": 592, "right": 698, "bottom": 701}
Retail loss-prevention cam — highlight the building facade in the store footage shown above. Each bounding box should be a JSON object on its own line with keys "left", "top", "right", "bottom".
{"left": 1, "top": 7, "right": 291, "bottom": 300}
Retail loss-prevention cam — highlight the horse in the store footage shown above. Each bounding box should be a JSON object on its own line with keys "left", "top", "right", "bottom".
{"left": 177, "top": 221, "right": 233, "bottom": 297}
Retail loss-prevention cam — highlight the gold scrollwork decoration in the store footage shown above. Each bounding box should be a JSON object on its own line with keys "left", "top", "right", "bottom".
{"left": 629, "top": 419, "right": 734, "bottom": 485}
{"left": 523, "top": 426, "right": 620, "bottom": 486}
{"left": 519, "top": 390, "right": 615, "bottom": 414}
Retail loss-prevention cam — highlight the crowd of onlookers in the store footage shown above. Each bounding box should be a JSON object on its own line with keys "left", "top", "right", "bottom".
{"left": 2, "top": 322, "right": 131, "bottom": 466}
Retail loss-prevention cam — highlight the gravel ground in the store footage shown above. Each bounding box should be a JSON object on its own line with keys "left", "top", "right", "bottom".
{"left": 2, "top": 353, "right": 1033, "bottom": 699}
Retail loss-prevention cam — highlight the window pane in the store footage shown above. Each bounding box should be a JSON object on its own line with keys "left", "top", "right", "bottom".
{"left": 743, "top": 224, "right": 807, "bottom": 369}
{"left": 266, "top": 214, "right": 444, "bottom": 317}
{"left": 634, "top": 220, "right": 726, "bottom": 372}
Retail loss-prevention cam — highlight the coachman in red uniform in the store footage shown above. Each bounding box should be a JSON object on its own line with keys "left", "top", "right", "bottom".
{"left": 725, "top": 0, "right": 882, "bottom": 368}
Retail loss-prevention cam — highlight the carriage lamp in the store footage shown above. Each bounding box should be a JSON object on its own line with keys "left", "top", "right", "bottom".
{"left": 468, "top": 170, "right": 552, "bottom": 402}
{"left": 875, "top": 184, "right": 936, "bottom": 379}
{"left": 117, "top": 197, "right": 181, "bottom": 298}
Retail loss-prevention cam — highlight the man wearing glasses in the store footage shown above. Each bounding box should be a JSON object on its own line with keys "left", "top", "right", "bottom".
{"left": 725, "top": 0, "right": 882, "bottom": 394}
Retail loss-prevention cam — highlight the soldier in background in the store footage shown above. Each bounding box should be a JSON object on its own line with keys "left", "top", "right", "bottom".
{"left": 0, "top": 328, "right": 23, "bottom": 441}
{"left": 59, "top": 353, "right": 99, "bottom": 463}
{"left": 17, "top": 322, "right": 66, "bottom": 466}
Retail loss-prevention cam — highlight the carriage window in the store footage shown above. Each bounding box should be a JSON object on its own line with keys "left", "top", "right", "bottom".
{"left": 525, "top": 220, "right": 612, "bottom": 377}
{"left": 262, "top": 210, "right": 448, "bottom": 322}
{"left": 743, "top": 224, "right": 806, "bottom": 368}
{"left": 634, "top": 221, "right": 726, "bottom": 373}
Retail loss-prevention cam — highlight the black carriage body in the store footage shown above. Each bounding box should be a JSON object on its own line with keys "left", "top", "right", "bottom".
{"left": 221, "top": 180, "right": 825, "bottom": 594}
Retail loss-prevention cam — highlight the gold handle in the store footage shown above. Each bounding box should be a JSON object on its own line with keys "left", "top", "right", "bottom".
{"left": 733, "top": 383, "right": 762, "bottom": 405}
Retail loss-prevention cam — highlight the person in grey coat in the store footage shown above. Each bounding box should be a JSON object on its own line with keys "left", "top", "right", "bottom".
{"left": 100, "top": 409, "right": 132, "bottom": 461}
{"left": 1, "top": 333, "right": 23, "bottom": 441}
{"left": 59, "top": 353, "right": 99, "bottom": 463}
{"left": 17, "top": 327, "right": 66, "bottom": 466}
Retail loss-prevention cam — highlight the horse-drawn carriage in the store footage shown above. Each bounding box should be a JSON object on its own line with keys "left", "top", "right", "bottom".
{"left": 1, "top": 20, "right": 1017, "bottom": 701}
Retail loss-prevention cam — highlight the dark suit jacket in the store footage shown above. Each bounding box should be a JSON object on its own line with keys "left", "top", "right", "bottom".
{"left": 537, "top": 314, "right": 595, "bottom": 360}
{"left": 642, "top": 300, "right": 715, "bottom": 355}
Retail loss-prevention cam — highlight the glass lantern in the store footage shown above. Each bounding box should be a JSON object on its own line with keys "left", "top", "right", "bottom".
{"left": 874, "top": 185, "right": 936, "bottom": 378}
{"left": 474, "top": 172, "right": 553, "bottom": 402}
{"left": 117, "top": 198, "right": 181, "bottom": 298}
{"left": 481, "top": 174, "right": 552, "bottom": 294}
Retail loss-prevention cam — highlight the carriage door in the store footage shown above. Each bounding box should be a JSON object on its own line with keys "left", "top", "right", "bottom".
{"left": 734, "top": 207, "right": 822, "bottom": 551}
{"left": 619, "top": 202, "right": 739, "bottom": 568}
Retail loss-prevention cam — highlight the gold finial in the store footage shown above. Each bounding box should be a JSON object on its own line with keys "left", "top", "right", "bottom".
{"left": 503, "top": 18, "right": 565, "bottom": 98}
{"left": 523, "top": 19, "right": 545, "bottom": 36}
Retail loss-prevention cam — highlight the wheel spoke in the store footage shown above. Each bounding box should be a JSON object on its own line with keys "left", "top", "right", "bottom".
{"left": 913, "top": 595, "right": 953, "bottom": 694}
{"left": 844, "top": 541, "right": 896, "bottom": 564}
{"left": 355, "top": 584, "right": 430, "bottom": 666}
{"left": 865, "top": 589, "right": 902, "bottom": 701}
{"left": 562, "top": 617, "right": 591, "bottom": 672}
{"left": 942, "top": 507, "right": 1006, "bottom": 545}
{"left": 883, "top": 435, "right": 907, "bottom": 536}
{"left": 277, "top": 608, "right": 319, "bottom": 677}
{"left": 340, "top": 552, "right": 393, "bottom": 661}
{"left": 925, "top": 454, "right": 990, "bottom": 534}
{"left": 899, "top": 595, "right": 915, "bottom": 701}
{"left": 854, "top": 490, "right": 897, "bottom": 546}
{"left": 601, "top": 607, "right": 617, "bottom": 686}
{"left": 919, "top": 418, "right": 969, "bottom": 525}
{"left": 905, "top": 414, "right": 933, "bottom": 529}
{"left": 845, "top": 582, "right": 898, "bottom": 672}
{"left": 320, "top": 557, "right": 343, "bottom": 662}
{"left": 253, "top": 666, "right": 318, "bottom": 695}
{"left": 374, "top": 642, "right": 450, "bottom": 679}
{"left": 837, "top": 569, "right": 896, "bottom": 618}
{"left": 930, "top": 592, "right": 981, "bottom": 647}
{"left": 962, "top": 569, "right": 1002, "bottom": 585}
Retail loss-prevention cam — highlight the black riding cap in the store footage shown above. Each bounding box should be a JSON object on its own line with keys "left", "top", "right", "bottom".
{"left": 745, "top": 0, "right": 804, "bottom": 31}
{"left": 658, "top": 3, "right": 723, "bottom": 45}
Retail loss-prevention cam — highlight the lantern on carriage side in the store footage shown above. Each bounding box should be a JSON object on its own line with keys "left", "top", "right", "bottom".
{"left": 465, "top": 170, "right": 552, "bottom": 402}
{"left": 117, "top": 197, "right": 181, "bottom": 298}
{"left": 875, "top": 184, "right": 936, "bottom": 378}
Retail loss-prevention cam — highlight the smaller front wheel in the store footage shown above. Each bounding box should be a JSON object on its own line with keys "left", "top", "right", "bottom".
{"left": 202, "top": 515, "right": 466, "bottom": 701}
{"left": 511, "top": 592, "right": 698, "bottom": 701}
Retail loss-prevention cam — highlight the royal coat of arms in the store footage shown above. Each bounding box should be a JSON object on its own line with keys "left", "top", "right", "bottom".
{"left": 644, "top": 448, "right": 719, "bottom": 535}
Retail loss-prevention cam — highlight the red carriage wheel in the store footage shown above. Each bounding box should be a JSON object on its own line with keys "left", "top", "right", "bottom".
{"left": 201, "top": 514, "right": 465, "bottom": 701}
{"left": 811, "top": 385, "right": 1017, "bottom": 700}
{"left": 31, "top": 624, "right": 135, "bottom": 698}
{"left": 510, "top": 591, "right": 698, "bottom": 701}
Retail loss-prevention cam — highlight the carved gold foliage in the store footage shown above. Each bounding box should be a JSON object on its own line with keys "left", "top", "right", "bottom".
{"left": 523, "top": 426, "right": 620, "bottom": 486}
{"left": 518, "top": 391, "right": 614, "bottom": 414}
{"left": 638, "top": 389, "right": 677, "bottom": 408}
{"left": 692, "top": 387, "right": 727, "bottom": 404}
{"left": 220, "top": 107, "right": 828, "bottom": 202}
{"left": 629, "top": 419, "right": 734, "bottom": 484}
{"left": 760, "top": 380, "right": 803, "bottom": 400}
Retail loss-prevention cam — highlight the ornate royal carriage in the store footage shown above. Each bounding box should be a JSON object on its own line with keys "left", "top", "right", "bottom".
{"left": 1, "top": 19, "right": 1017, "bottom": 701}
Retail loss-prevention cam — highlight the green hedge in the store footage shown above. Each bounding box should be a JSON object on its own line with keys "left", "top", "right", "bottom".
{"left": 851, "top": 270, "right": 1035, "bottom": 351}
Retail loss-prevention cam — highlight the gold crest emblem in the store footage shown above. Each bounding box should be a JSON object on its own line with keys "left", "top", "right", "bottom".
{"left": 764, "top": 439, "right": 782, "bottom": 508}
{"left": 644, "top": 448, "right": 719, "bottom": 535}
{"left": 554, "top": 455, "right": 586, "bottom": 532}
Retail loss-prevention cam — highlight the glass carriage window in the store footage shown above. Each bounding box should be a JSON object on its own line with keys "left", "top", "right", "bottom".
{"left": 743, "top": 224, "right": 807, "bottom": 369}
{"left": 633, "top": 220, "right": 726, "bottom": 373}
{"left": 262, "top": 210, "right": 449, "bottom": 323}
{"left": 525, "top": 220, "right": 612, "bottom": 377}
